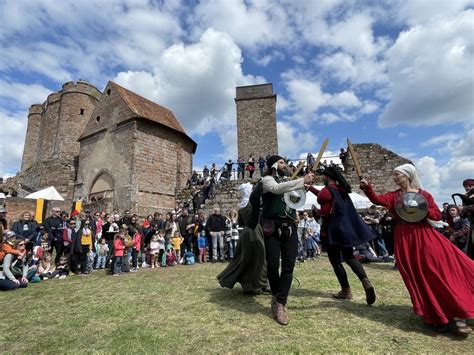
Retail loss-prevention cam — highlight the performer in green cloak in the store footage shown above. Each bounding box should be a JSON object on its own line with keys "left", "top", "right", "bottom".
{"left": 217, "top": 182, "right": 268, "bottom": 294}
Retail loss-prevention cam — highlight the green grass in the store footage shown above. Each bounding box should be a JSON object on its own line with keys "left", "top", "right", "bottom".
{"left": 1, "top": 256, "right": 472, "bottom": 353}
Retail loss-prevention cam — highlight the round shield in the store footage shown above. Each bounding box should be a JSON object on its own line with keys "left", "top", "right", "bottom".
{"left": 395, "top": 192, "right": 428, "bottom": 222}
{"left": 284, "top": 189, "right": 306, "bottom": 210}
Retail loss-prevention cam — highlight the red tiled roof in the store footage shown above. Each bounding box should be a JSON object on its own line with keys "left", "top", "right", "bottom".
{"left": 110, "top": 81, "right": 187, "bottom": 135}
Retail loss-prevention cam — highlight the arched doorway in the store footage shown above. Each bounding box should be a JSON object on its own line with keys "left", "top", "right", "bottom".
{"left": 89, "top": 172, "right": 114, "bottom": 201}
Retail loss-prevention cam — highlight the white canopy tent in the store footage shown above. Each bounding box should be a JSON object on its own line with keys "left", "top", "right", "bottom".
{"left": 300, "top": 185, "right": 373, "bottom": 211}
{"left": 25, "top": 186, "right": 64, "bottom": 201}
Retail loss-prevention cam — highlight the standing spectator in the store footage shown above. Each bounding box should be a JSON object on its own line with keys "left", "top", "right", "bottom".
{"left": 112, "top": 232, "right": 126, "bottom": 276}
{"left": 246, "top": 155, "right": 255, "bottom": 179}
{"left": 339, "top": 148, "right": 347, "bottom": 165}
{"left": 203, "top": 165, "right": 210, "bottom": 179}
{"left": 178, "top": 208, "right": 195, "bottom": 253}
{"left": 306, "top": 153, "right": 315, "bottom": 169}
{"left": 441, "top": 202, "right": 450, "bottom": 223}
{"left": 210, "top": 163, "right": 218, "bottom": 179}
{"left": 237, "top": 157, "right": 246, "bottom": 180}
{"left": 44, "top": 207, "right": 65, "bottom": 265}
{"left": 228, "top": 210, "right": 239, "bottom": 260}
{"left": 207, "top": 208, "right": 226, "bottom": 262}
{"left": 225, "top": 159, "right": 234, "bottom": 180}
{"left": 258, "top": 156, "right": 266, "bottom": 177}
{"left": 12, "top": 211, "right": 37, "bottom": 241}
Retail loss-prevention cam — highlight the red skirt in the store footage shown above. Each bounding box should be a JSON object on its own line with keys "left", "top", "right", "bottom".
{"left": 395, "top": 222, "right": 474, "bottom": 324}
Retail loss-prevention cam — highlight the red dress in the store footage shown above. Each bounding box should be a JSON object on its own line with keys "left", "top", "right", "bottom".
{"left": 363, "top": 185, "right": 474, "bottom": 324}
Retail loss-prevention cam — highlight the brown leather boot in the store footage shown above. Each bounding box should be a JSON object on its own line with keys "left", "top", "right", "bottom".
{"left": 271, "top": 296, "right": 277, "bottom": 315}
{"left": 273, "top": 301, "right": 289, "bottom": 325}
{"left": 332, "top": 287, "right": 353, "bottom": 299}
{"left": 361, "top": 278, "right": 376, "bottom": 305}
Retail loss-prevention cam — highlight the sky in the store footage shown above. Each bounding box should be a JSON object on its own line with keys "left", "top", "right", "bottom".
{"left": 0, "top": 0, "right": 473, "bottom": 206}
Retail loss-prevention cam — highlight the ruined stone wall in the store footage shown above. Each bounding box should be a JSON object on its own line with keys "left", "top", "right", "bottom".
{"left": 21, "top": 104, "right": 44, "bottom": 171}
{"left": 343, "top": 143, "right": 412, "bottom": 194}
{"left": 236, "top": 84, "right": 278, "bottom": 160}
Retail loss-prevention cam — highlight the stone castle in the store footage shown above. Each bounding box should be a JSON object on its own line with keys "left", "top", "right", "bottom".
{"left": 3, "top": 80, "right": 411, "bottom": 223}
{"left": 15, "top": 80, "right": 196, "bottom": 215}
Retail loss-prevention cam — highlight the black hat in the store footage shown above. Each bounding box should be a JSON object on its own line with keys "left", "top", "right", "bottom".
{"left": 463, "top": 179, "right": 474, "bottom": 187}
{"left": 320, "top": 166, "right": 352, "bottom": 193}
{"left": 266, "top": 155, "right": 284, "bottom": 169}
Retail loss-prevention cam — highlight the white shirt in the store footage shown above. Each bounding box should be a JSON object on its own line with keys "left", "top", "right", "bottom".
{"left": 261, "top": 175, "right": 304, "bottom": 195}
{"left": 238, "top": 182, "right": 253, "bottom": 208}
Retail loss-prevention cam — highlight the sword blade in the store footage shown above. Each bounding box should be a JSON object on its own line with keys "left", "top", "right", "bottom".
{"left": 347, "top": 138, "right": 363, "bottom": 180}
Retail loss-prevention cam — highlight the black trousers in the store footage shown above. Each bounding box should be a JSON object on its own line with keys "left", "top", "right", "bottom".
{"left": 264, "top": 223, "right": 298, "bottom": 306}
{"left": 52, "top": 240, "right": 64, "bottom": 265}
{"left": 326, "top": 244, "right": 367, "bottom": 289}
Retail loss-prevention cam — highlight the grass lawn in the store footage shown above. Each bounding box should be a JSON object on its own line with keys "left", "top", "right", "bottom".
{"left": 1, "top": 255, "right": 472, "bottom": 353}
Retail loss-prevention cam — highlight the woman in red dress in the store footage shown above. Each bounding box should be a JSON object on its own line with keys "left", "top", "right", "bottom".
{"left": 360, "top": 164, "right": 474, "bottom": 335}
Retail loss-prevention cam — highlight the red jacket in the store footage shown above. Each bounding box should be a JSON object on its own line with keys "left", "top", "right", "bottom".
{"left": 114, "top": 239, "right": 125, "bottom": 257}
{"left": 132, "top": 233, "right": 141, "bottom": 250}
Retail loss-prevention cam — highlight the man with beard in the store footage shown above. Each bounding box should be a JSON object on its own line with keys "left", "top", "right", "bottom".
{"left": 261, "top": 155, "right": 314, "bottom": 325}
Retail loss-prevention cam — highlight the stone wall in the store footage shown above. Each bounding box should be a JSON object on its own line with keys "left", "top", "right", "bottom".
{"left": 344, "top": 143, "right": 412, "bottom": 194}
{"left": 133, "top": 120, "right": 194, "bottom": 215}
{"left": 75, "top": 123, "right": 136, "bottom": 212}
{"left": 3, "top": 197, "right": 70, "bottom": 228}
{"left": 236, "top": 84, "right": 278, "bottom": 160}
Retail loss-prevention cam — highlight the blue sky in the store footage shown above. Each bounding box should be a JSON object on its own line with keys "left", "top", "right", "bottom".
{"left": 0, "top": 0, "right": 473, "bottom": 205}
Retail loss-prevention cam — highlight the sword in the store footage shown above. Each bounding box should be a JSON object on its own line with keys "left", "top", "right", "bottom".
{"left": 347, "top": 138, "right": 363, "bottom": 180}
{"left": 312, "top": 137, "right": 329, "bottom": 172}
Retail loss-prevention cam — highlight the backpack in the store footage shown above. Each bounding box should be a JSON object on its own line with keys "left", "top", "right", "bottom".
{"left": 184, "top": 251, "right": 195, "bottom": 265}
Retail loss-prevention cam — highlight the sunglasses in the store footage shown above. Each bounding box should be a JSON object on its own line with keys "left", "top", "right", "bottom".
{"left": 18, "top": 243, "right": 26, "bottom": 247}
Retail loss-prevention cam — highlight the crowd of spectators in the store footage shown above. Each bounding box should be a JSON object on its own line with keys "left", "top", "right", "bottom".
{"left": 0, "top": 206, "right": 243, "bottom": 291}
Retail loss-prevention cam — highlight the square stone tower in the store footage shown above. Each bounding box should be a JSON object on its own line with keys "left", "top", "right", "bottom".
{"left": 235, "top": 83, "right": 278, "bottom": 160}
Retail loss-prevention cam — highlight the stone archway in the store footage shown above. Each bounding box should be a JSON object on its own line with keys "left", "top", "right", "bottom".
{"left": 89, "top": 171, "right": 114, "bottom": 201}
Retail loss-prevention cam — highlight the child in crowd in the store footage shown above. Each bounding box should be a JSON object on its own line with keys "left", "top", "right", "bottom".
{"left": 55, "top": 256, "right": 70, "bottom": 279}
{"left": 95, "top": 238, "right": 109, "bottom": 269}
{"left": 157, "top": 229, "right": 166, "bottom": 265}
{"left": 165, "top": 244, "right": 177, "bottom": 267}
{"left": 149, "top": 234, "right": 160, "bottom": 268}
{"left": 86, "top": 250, "right": 95, "bottom": 273}
{"left": 112, "top": 232, "right": 125, "bottom": 276}
{"left": 131, "top": 230, "right": 141, "bottom": 272}
{"left": 197, "top": 231, "right": 207, "bottom": 263}
{"left": 171, "top": 231, "right": 184, "bottom": 262}
{"left": 37, "top": 252, "right": 55, "bottom": 280}
{"left": 40, "top": 233, "right": 51, "bottom": 254}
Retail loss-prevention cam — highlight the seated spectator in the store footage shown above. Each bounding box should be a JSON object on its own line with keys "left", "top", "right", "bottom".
{"left": 0, "top": 238, "right": 32, "bottom": 290}
{"left": 354, "top": 242, "right": 381, "bottom": 263}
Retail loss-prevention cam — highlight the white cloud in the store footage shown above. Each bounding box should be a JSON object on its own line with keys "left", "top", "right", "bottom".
{"left": 392, "top": 0, "right": 472, "bottom": 26}
{"left": 380, "top": 10, "right": 474, "bottom": 127}
{"left": 0, "top": 109, "right": 27, "bottom": 176}
{"left": 115, "top": 29, "right": 264, "bottom": 136}
{"left": 420, "top": 133, "right": 463, "bottom": 147}
{"left": 277, "top": 121, "right": 317, "bottom": 158}
{"left": 0, "top": 80, "right": 51, "bottom": 109}
{"left": 190, "top": 0, "right": 295, "bottom": 51}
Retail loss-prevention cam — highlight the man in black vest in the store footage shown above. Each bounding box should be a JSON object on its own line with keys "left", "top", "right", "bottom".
{"left": 261, "top": 155, "right": 314, "bottom": 325}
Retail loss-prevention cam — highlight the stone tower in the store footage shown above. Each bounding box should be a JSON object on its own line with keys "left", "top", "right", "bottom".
{"left": 21, "top": 104, "right": 43, "bottom": 171}
{"left": 24, "top": 81, "right": 101, "bottom": 167}
{"left": 235, "top": 83, "right": 278, "bottom": 160}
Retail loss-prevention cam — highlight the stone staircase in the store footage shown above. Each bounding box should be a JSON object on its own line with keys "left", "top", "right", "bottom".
{"left": 176, "top": 180, "right": 242, "bottom": 216}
